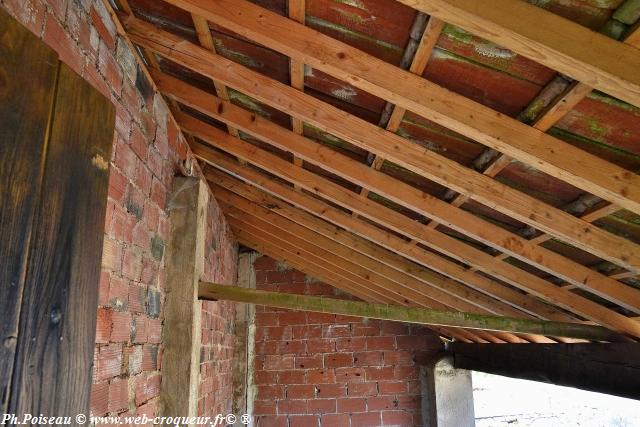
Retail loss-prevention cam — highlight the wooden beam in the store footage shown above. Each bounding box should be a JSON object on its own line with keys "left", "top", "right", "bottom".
{"left": 448, "top": 343, "right": 640, "bottom": 400}
{"left": 123, "top": 17, "right": 640, "bottom": 273}
{"left": 160, "top": 177, "right": 208, "bottom": 421}
{"left": 212, "top": 181, "right": 540, "bottom": 320}
{"left": 391, "top": 0, "right": 640, "bottom": 108}
{"left": 158, "top": 0, "right": 640, "bottom": 216}
{"left": 183, "top": 119, "right": 640, "bottom": 337}
{"left": 230, "top": 225, "right": 480, "bottom": 342}
{"left": 155, "top": 71, "right": 640, "bottom": 314}
{"left": 199, "top": 284, "right": 621, "bottom": 341}
{"left": 200, "top": 154, "right": 579, "bottom": 324}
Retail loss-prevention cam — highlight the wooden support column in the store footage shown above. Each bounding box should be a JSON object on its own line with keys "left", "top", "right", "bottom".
{"left": 231, "top": 251, "right": 258, "bottom": 426}
{"left": 448, "top": 343, "right": 640, "bottom": 400}
{"left": 160, "top": 177, "right": 208, "bottom": 421}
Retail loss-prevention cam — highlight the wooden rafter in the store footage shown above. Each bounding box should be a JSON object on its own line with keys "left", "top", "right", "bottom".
{"left": 199, "top": 284, "right": 622, "bottom": 341}
{"left": 181, "top": 115, "right": 640, "bottom": 337}
{"left": 201, "top": 161, "right": 578, "bottom": 324}
{"left": 391, "top": 0, "right": 640, "bottom": 108}
{"left": 159, "top": 0, "right": 640, "bottom": 217}
{"left": 155, "top": 70, "right": 640, "bottom": 314}
{"left": 123, "top": 17, "right": 640, "bottom": 274}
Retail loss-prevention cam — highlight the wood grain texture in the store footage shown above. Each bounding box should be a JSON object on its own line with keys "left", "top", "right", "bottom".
{"left": 160, "top": 177, "right": 208, "bottom": 422}
{"left": 157, "top": 72, "right": 640, "bottom": 315}
{"left": 124, "top": 18, "right": 640, "bottom": 274}
{"left": 159, "top": 0, "right": 640, "bottom": 217}
{"left": 0, "top": 8, "right": 59, "bottom": 413}
{"left": 10, "top": 64, "right": 114, "bottom": 420}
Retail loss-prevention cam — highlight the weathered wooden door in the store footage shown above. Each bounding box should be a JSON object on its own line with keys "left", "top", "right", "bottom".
{"left": 0, "top": 8, "right": 115, "bottom": 421}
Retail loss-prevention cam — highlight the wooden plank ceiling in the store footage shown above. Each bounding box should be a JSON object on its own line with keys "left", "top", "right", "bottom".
{"left": 110, "top": 0, "right": 640, "bottom": 342}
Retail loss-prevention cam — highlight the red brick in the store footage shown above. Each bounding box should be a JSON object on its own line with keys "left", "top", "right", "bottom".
{"left": 396, "top": 395, "right": 420, "bottom": 411}
{"left": 336, "top": 337, "right": 366, "bottom": 352}
{"left": 315, "top": 383, "right": 346, "bottom": 398}
{"left": 353, "top": 351, "right": 383, "bottom": 367}
{"left": 322, "top": 324, "right": 350, "bottom": 338}
{"left": 307, "top": 339, "right": 335, "bottom": 353}
{"left": 335, "top": 367, "right": 365, "bottom": 383}
{"left": 286, "top": 384, "right": 315, "bottom": 399}
{"left": 321, "top": 414, "right": 350, "bottom": 427}
{"left": 396, "top": 335, "right": 429, "bottom": 350}
{"left": 277, "top": 370, "right": 306, "bottom": 384}
{"left": 352, "top": 324, "right": 380, "bottom": 337}
{"left": 255, "top": 371, "right": 278, "bottom": 385}
{"left": 289, "top": 415, "right": 317, "bottom": 427}
{"left": 394, "top": 366, "right": 419, "bottom": 381}
{"left": 95, "top": 308, "right": 112, "bottom": 344}
{"left": 128, "top": 284, "right": 146, "bottom": 313}
{"left": 101, "top": 237, "right": 122, "bottom": 271}
{"left": 90, "top": 4, "right": 116, "bottom": 50}
{"left": 365, "top": 367, "right": 394, "bottom": 381}
{"left": 366, "top": 336, "right": 395, "bottom": 351}
{"left": 257, "top": 385, "right": 285, "bottom": 400}
{"left": 277, "top": 340, "right": 306, "bottom": 355}
{"left": 337, "top": 398, "right": 366, "bottom": 413}
{"left": 378, "top": 381, "right": 408, "bottom": 395}
{"left": 94, "top": 344, "right": 122, "bottom": 381}
{"left": 384, "top": 350, "right": 414, "bottom": 366}
{"left": 264, "top": 355, "right": 294, "bottom": 370}
{"left": 295, "top": 355, "right": 323, "bottom": 370}
{"left": 110, "top": 311, "right": 131, "bottom": 343}
{"left": 278, "top": 311, "right": 306, "bottom": 325}
{"left": 150, "top": 178, "right": 166, "bottom": 210}
{"left": 380, "top": 322, "right": 409, "bottom": 336}
{"left": 132, "top": 315, "right": 148, "bottom": 343}
{"left": 291, "top": 325, "right": 322, "bottom": 339}
{"left": 277, "top": 399, "right": 307, "bottom": 414}
{"left": 122, "top": 247, "right": 142, "bottom": 281}
{"left": 307, "top": 398, "right": 336, "bottom": 414}
{"left": 135, "top": 373, "right": 161, "bottom": 405}
{"left": 90, "top": 381, "right": 109, "bottom": 416}
{"left": 108, "top": 167, "right": 128, "bottom": 203}
{"left": 347, "top": 382, "right": 377, "bottom": 397}
{"left": 351, "top": 412, "right": 382, "bottom": 427}
{"left": 382, "top": 411, "right": 413, "bottom": 426}
{"left": 97, "top": 41, "right": 122, "bottom": 95}
{"left": 147, "top": 319, "right": 162, "bottom": 343}
{"left": 130, "top": 125, "right": 148, "bottom": 161}
{"left": 108, "top": 378, "right": 129, "bottom": 413}
{"left": 256, "top": 312, "right": 279, "bottom": 327}
{"left": 253, "top": 401, "right": 277, "bottom": 416}
{"left": 324, "top": 353, "right": 353, "bottom": 368}
{"left": 255, "top": 415, "right": 287, "bottom": 427}
{"left": 367, "top": 396, "right": 398, "bottom": 411}
{"left": 142, "top": 345, "right": 159, "bottom": 371}
{"left": 307, "top": 369, "right": 335, "bottom": 384}
{"left": 42, "top": 14, "right": 83, "bottom": 75}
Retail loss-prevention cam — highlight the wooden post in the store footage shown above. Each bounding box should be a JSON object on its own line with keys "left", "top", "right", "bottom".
{"left": 160, "top": 177, "right": 208, "bottom": 421}
{"left": 198, "top": 283, "right": 624, "bottom": 342}
{"left": 448, "top": 343, "right": 640, "bottom": 400}
{"left": 231, "top": 251, "right": 258, "bottom": 426}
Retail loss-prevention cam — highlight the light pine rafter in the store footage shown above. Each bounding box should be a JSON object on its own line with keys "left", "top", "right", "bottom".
{"left": 124, "top": 16, "right": 640, "bottom": 274}
{"left": 181, "top": 115, "right": 640, "bottom": 337}
{"left": 154, "top": 70, "right": 640, "bottom": 314}
{"left": 160, "top": 0, "right": 640, "bottom": 216}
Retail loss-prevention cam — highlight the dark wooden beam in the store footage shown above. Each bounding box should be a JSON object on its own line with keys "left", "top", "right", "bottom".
{"left": 448, "top": 343, "right": 640, "bottom": 400}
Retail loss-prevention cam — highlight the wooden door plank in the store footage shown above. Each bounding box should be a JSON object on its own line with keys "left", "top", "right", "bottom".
{"left": 10, "top": 64, "right": 115, "bottom": 418}
{"left": 0, "top": 8, "right": 59, "bottom": 413}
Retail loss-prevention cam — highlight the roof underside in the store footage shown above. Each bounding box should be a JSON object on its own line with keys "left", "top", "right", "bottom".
{"left": 113, "top": 0, "right": 640, "bottom": 343}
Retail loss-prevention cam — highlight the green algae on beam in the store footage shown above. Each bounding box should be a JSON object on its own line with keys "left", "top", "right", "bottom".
{"left": 213, "top": 39, "right": 263, "bottom": 69}
{"left": 305, "top": 16, "right": 403, "bottom": 54}
{"left": 398, "top": 117, "right": 477, "bottom": 146}
{"left": 198, "top": 283, "right": 624, "bottom": 340}
{"left": 494, "top": 176, "right": 566, "bottom": 206}
{"left": 548, "top": 127, "right": 640, "bottom": 166}
{"left": 302, "top": 123, "right": 360, "bottom": 152}
{"left": 227, "top": 89, "right": 271, "bottom": 118}
{"left": 614, "top": 0, "right": 640, "bottom": 24}
{"left": 587, "top": 91, "right": 640, "bottom": 116}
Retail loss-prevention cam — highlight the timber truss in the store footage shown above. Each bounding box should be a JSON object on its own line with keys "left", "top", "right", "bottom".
{"left": 108, "top": 0, "right": 640, "bottom": 343}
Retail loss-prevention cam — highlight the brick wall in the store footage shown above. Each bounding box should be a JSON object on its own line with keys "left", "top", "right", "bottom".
{"left": 0, "top": 0, "right": 238, "bottom": 419}
{"left": 252, "top": 256, "right": 441, "bottom": 427}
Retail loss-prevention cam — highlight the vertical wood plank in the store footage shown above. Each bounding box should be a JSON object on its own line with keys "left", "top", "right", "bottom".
{"left": 0, "top": 8, "right": 59, "bottom": 413}
{"left": 161, "top": 177, "right": 208, "bottom": 422}
{"left": 9, "top": 63, "right": 115, "bottom": 420}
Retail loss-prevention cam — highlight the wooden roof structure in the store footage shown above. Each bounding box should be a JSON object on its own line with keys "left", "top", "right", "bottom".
{"left": 109, "top": 0, "right": 640, "bottom": 343}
